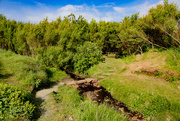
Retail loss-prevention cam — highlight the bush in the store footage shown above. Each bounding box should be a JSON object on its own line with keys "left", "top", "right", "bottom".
{"left": 45, "top": 67, "right": 68, "bottom": 82}
{"left": 0, "top": 84, "right": 35, "bottom": 120}
{"left": 73, "top": 42, "right": 104, "bottom": 73}
{"left": 37, "top": 46, "right": 73, "bottom": 70}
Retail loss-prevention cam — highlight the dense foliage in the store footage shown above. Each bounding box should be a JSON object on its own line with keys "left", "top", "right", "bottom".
{"left": 0, "top": 84, "right": 35, "bottom": 120}
{"left": 0, "top": 0, "right": 180, "bottom": 72}
{"left": 73, "top": 42, "right": 104, "bottom": 73}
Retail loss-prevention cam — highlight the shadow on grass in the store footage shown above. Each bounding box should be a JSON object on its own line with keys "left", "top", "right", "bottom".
{"left": 32, "top": 97, "right": 46, "bottom": 120}
{"left": 0, "top": 61, "right": 13, "bottom": 79}
{"left": 0, "top": 73, "right": 13, "bottom": 79}
{"left": 31, "top": 81, "right": 61, "bottom": 120}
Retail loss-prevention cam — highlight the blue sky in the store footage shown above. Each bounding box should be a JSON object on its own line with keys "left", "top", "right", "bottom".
{"left": 0, "top": 0, "right": 180, "bottom": 23}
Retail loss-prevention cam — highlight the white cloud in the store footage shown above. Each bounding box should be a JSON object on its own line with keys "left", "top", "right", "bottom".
{"left": 34, "top": 1, "right": 46, "bottom": 7}
{"left": 113, "top": 1, "right": 164, "bottom": 18}
{"left": 24, "top": 4, "right": 102, "bottom": 23}
{"left": 0, "top": 0, "right": 180, "bottom": 23}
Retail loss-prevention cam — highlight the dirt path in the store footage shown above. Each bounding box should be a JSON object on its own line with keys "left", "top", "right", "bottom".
{"left": 35, "top": 82, "right": 65, "bottom": 100}
{"left": 34, "top": 78, "right": 75, "bottom": 120}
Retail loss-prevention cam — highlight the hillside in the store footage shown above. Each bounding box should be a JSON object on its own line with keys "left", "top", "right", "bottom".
{"left": 0, "top": 0, "right": 180, "bottom": 120}
{"left": 0, "top": 48, "right": 180, "bottom": 121}
{"left": 87, "top": 49, "right": 180, "bottom": 121}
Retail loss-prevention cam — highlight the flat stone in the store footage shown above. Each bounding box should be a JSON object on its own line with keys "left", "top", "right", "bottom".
{"left": 96, "top": 85, "right": 101, "bottom": 88}
{"left": 72, "top": 85, "right": 79, "bottom": 88}
{"left": 75, "top": 80, "right": 87, "bottom": 84}
{"left": 66, "top": 81, "right": 76, "bottom": 85}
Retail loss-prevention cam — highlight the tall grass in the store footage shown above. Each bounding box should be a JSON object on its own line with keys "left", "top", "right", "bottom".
{"left": 165, "top": 48, "right": 180, "bottom": 71}
{"left": 0, "top": 49, "right": 48, "bottom": 92}
{"left": 47, "top": 85, "right": 127, "bottom": 121}
{"left": 99, "top": 79, "right": 180, "bottom": 121}
{"left": 0, "top": 49, "right": 68, "bottom": 92}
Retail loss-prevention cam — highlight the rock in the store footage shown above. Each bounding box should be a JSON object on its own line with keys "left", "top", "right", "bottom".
{"left": 119, "top": 108, "right": 124, "bottom": 112}
{"left": 71, "top": 85, "right": 79, "bottom": 89}
{"left": 131, "top": 116, "right": 138, "bottom": 121}
{"left": 92, "top": 79, "right": 98, "bottom": 83}
{"left": 83, "top": 91, "right": 97, "bottom": 101}
{"left": 66, "top": 81, "right": 76, "bottom": 86}
{"left": 93, "top": 82, "right": 99, "bottom": 87}
{"left": 75, "top": 80, "right": 87, "bottom": 84}
{"left": 69, "top": 116, "right": 73, "bottom": 120}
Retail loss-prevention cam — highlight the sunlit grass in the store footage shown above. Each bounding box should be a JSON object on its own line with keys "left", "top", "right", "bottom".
{"left": 38, "top": 85, "right": 127, "bottom": 121}
{"left": 0, "top": 49, "right": 68, "bottom": 92}
{"left": 87, "top": 49, "right": 180, "bottom": 121}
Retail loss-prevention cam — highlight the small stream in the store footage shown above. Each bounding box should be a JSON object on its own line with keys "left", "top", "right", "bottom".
{"left": 76, "top": 80, "right": 145, "bottom": 121}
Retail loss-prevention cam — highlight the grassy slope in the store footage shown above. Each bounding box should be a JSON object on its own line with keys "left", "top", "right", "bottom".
{"left": 0, "top": 49, "right": 126, "bottom": 121}
{"left": 0, "top": 49, "right": 68, "bottom": 92}
{"left": 1, "top": 49, "right": 180, "bottom": 120}
{"left": 87, "top": 49, "right": 180, "bottom": 121}
{"left": 0, "top": 49, "right": 69, "bottom": 120}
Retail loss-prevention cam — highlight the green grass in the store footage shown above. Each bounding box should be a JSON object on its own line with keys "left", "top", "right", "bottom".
{"left": 0, "top": 49, "right": 47, "bottom": 92}
{"left": 165, "top": 48, "right": 180, "bottom": 71}
{"left": 45, "top": 67, "right": 68, "bottom": 82}
{"left": 38, "top": 85, "right": 127, "bottom": 121}
{"left": 87, "top": 49, "right": 180, "bottom": 121}
{"left": 0, "top": 49, "right": 68, "bottom": 92}
{"left": 0, "top": 49, "right": 70, "bottom": 120}
{"left": 1, "top": 48, "right": 180, "bottom": 120}
{"left": 121, "top": 54, "right": 136, "bottom": 64}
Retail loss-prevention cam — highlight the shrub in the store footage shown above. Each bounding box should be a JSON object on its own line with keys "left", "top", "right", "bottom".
{"left": 37, "top": 46, "right": 73, "bottom": 70}
{"left": 0, "top": 84, "right": 35, "bottom": 120}
{"left": 73, "top": 42, "right": 104, "bottom": 73}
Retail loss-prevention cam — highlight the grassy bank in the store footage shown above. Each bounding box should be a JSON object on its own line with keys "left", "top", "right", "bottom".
{"left": 0, "top": 49, "right": 68, "bottom": 92}
{"left": 87, "top": 49, "right": 180, "bottom": 121}
{"left": 38, "top": 84, "right": 127, "bottom": 121}
{"left": 0, "top": 49, "right": 69, "bottom": 120}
